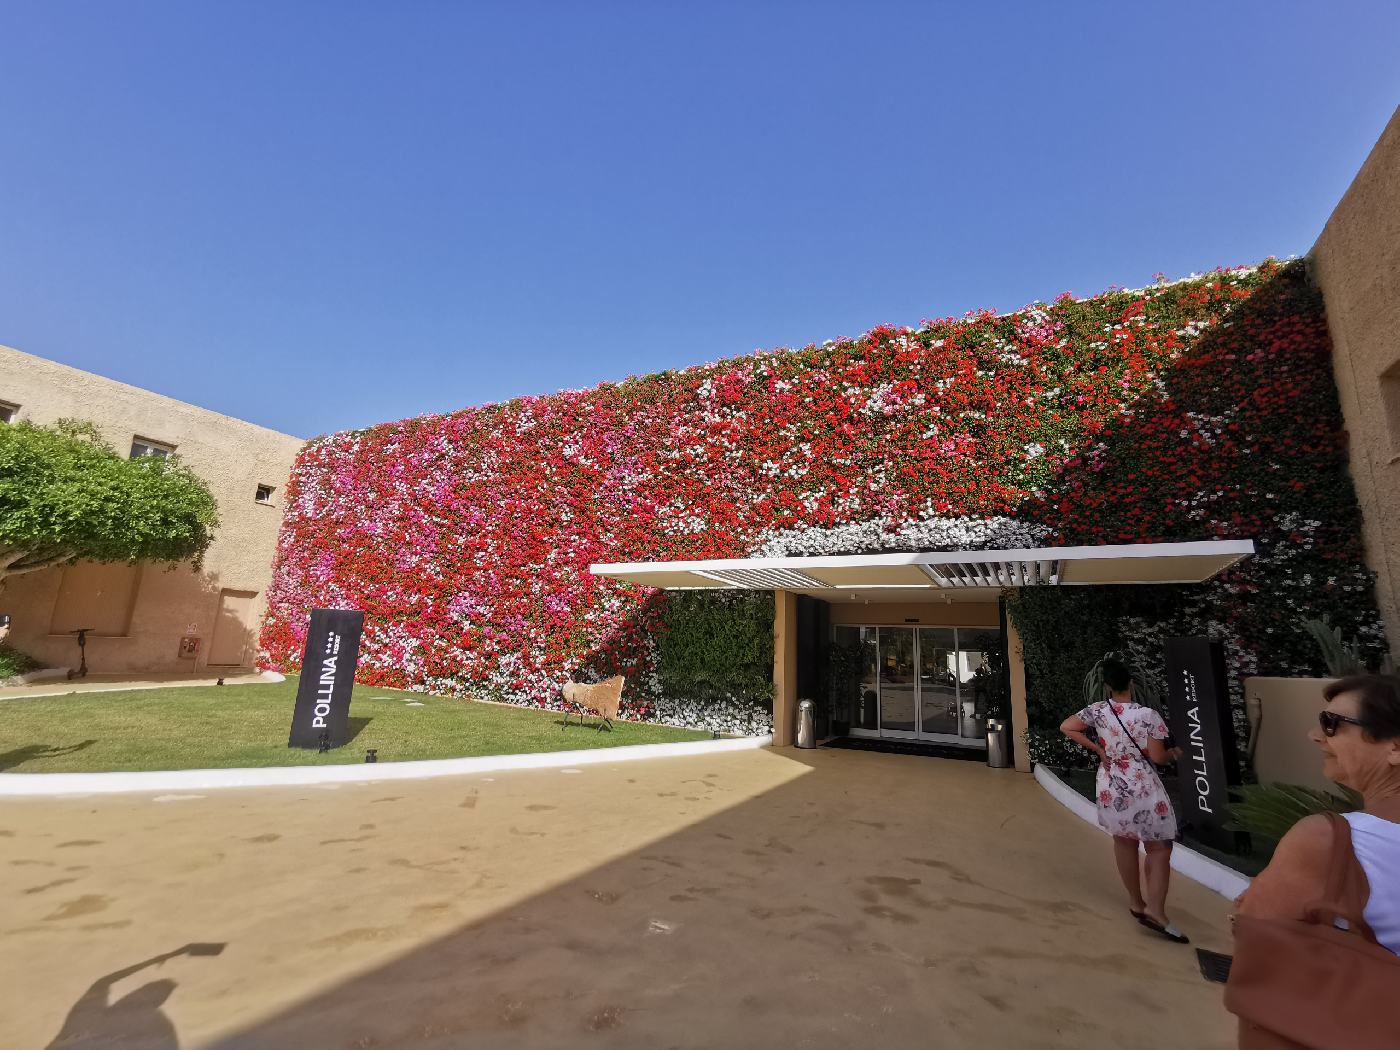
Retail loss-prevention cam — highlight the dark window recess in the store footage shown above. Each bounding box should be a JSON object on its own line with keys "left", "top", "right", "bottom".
{"left": 130, "top": 437, "right": 175, "bottom": 459}
{"left": 255, "top": 485, "right": 275, "bottom": 505}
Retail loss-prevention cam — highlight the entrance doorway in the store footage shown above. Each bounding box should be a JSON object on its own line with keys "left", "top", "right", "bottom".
{"left": 836, "top": 625, "right": 998, "bottom": 747}
{"left": 208, "top": 589, "right": 258, "bottom": 666}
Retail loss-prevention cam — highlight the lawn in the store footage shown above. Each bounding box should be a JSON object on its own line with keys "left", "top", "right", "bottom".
{"left": 0, "top": 677, "right": 712, "bottom": 773}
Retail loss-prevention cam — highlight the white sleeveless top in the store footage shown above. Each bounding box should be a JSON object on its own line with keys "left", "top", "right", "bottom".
{"left": 1344, "top": 811, "right": 1400, "bottom": 955}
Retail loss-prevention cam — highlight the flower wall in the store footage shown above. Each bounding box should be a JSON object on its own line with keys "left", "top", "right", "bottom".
{"left": 260, "top": 260, "right": 1386, "bottom": 736}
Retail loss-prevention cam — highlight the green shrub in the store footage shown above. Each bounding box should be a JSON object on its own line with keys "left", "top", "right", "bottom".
{"left": 0, "top": 645, "right": 43, "bottom": 679}
{"left": 655, "top": 590, "right": 773, "bottom": 710}
{"left": 1226, "top": 782, "right": 1360, "bottom": 843}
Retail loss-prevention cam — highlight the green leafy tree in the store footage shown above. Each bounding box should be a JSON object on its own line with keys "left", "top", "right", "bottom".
{"left": 0, "top": 419, "right": 220, "bottom": 587}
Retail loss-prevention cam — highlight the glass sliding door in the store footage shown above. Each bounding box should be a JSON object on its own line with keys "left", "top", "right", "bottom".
{"left": 839, "top": 624, "right": 1003, "bottom": 746}
{"left": 917, "top": 628, "right": 959, "bottom": 737}
{"left": 876, "top": 627, "right": 917, "bottom": 736}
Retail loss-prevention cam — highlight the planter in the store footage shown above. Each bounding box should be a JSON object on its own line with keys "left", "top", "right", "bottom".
{"left": 1243, "top": 676, "right": 1337, "bottom": 793}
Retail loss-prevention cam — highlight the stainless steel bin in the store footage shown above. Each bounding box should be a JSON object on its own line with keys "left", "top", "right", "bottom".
{"left": 796, "top": 699, "right": 816, "bottom": 749}
{"left": 985, "top": 718, "right": 1011, "bottom": 768}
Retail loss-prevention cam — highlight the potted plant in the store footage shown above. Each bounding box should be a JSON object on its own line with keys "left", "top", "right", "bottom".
{"left": 1081, "top": 649, "right": 1160, "bottom": 708}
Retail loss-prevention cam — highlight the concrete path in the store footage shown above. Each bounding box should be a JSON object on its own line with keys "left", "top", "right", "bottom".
{"left": 0, "top": 669, "right": 276, "bottom": 702}
{"left": 1, "top": 747, "right": 1236, "bottom": 1049}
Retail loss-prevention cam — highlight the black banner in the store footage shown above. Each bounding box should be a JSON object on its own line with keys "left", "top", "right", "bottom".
{"left": 1163, "top": 636, "right": 1240, "bottom": 848}
{"left": 288, "top": 609, "right": 365, "bottom": 749}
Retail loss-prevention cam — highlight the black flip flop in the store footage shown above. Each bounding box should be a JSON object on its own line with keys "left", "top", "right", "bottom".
{"left": 1130, "top": 907, "right": 1147, "bottom": 922}
{"left": 1139, "top": 916, "right": 1190, "bottom": 944}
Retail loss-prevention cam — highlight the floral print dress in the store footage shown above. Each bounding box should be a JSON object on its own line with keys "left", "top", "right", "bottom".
{"left": 1076, "top": 700, "right": 1178, "bottom": 842}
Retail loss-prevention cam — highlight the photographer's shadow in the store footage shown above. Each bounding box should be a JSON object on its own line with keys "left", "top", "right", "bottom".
{"left": 46, "top": 943, "right": 225, "bottom": 1050}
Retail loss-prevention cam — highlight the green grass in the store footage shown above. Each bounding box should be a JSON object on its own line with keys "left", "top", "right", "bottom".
{"left": 0, "top": 645, "right": 43, "bottom": 679}
{"left": 0, "top": 677, "right": 711, "bottom": 773}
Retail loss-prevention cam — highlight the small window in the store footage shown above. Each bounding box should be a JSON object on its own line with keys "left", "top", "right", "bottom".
{"left": 130, "top": 436, "right": 175, "bottom": 459}
{"left": 255, "top": 484, "right": 275, "bottom": 505}
{"left": 0, "top": 401, "right": 18, "bottom": 423}
{"left": 1382, "top": 358, "right": 1400, "bottom": 458}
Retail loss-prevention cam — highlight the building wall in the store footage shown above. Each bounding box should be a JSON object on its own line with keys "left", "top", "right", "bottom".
{"left": 1311, "top": 105, "right": 1400, "bottom": 653}
{"left": 0, "top": 345, "right": 303, "bottom": 674}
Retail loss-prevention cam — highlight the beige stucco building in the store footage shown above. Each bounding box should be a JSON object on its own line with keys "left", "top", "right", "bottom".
{"left": 0, "top": 344, "right": 303, "bottom": 675}
{"left": 1311, "top": 104, "right": 1400, "bottom": 654}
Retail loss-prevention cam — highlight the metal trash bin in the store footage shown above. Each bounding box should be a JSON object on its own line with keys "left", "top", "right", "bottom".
{"left": 796, "top": 699, "right": 816, "bottom": 749}
{"left": 985, "top": 718, "right": 1011, "bottom": 768}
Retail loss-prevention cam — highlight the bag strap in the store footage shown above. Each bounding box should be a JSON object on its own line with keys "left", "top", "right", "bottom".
{"left": 1104, "top": 700, "right": 1154, "bottom": 766}
{"left": 1302, "top": 812, "right": 1378, "bottom": 943}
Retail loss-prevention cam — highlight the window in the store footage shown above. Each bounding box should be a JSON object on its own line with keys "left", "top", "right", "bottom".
{"left": 130, "top": 436, "right": 175, "bottom": 459}
{"left": 255, "top": 484, "right": 275, "bottom": 505}
{"left": 0, "top": 401, "right": 18, "bottom": 423}
{"left": 1382, "top": 358, "right": 1400, "bottom": 459}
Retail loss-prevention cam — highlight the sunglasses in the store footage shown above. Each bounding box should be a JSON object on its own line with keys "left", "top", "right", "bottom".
{"left": 1318, "top": 710, "right": 1369, "bottom": 737}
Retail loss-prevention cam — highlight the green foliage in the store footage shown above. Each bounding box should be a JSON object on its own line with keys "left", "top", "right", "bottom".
{"left": 1302, "top": 616, "right": 1394, "bottom": 676}
{"left": 1082, "top": 649, "right": 1160, "bottom": 709}
{"left": 1006, "top": 586, "right": 1124, "bottom": 729}
{"left": 0, "top": 419, "right": 220, "bottom": 582}
{"left": 1024, "top": 727, "right": 1100, "bottom": 769}
{"left": 826, "top": 634, "right": 874, "bottom": 722}
{"left": 655, "top": 590, "right": 774, "bottom": 709}
{"left": 971, "top": 630, "right": 1010, "bottom": 720}
{"left": 1225, "top": 782, "right": 1360, "bottom": 843}
{"left": 0, "top": 645, "right": 42, "bottom": 679}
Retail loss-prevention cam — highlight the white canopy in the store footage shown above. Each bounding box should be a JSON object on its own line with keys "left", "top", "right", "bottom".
{"left": 590, "top": 539, "right": 1254, "bottom": 603}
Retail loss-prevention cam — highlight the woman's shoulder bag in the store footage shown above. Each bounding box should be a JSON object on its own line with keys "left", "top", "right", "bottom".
{"left": 1225, "top": 812, "right": 1400, "bottom": 1049}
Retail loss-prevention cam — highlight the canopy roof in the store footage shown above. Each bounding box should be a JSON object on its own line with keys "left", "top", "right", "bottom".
{"left": 590, "top": 539, "right": 1254, "bottom": 604}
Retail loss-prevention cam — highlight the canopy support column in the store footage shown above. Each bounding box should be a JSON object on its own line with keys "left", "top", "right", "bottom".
{"left": 1005, "top": 609, "right": 1032, "bottom": 772}
{"left": 772, "top": 588, "right": 798, "bottom": 746}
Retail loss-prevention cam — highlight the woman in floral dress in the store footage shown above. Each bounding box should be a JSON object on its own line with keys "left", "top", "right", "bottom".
{"left": 1061, "top": 657, "right": 1188, "bottom": 943}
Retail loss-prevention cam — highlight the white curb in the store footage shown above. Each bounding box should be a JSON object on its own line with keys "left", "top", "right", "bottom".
{"left": 1034, "top": 763, "right": 1252, "bottom": 901}
{"left": 0, "top": 734, "right": 774, "bottom": 796}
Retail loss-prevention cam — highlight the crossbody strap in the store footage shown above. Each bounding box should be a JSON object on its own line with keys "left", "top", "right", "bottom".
{"left": 1303, "top": 812, "right": 1378, "bottom": 943}
{"left": 1104, "top": 700, "right": 1155, "bottom": 767}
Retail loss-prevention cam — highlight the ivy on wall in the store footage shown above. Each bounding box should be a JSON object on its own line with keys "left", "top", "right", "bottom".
{"left": 654, "top": 590, "right": 773, "bottom": 712}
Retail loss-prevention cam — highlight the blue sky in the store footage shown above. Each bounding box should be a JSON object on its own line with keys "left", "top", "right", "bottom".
{"left": 2, "top": 3, "right": 1398, "bottom": 438}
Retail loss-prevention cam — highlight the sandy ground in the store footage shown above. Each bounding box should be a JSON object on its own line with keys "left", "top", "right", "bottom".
{"left": 2, "top": 747, "right": 1236, "bottom": 1049}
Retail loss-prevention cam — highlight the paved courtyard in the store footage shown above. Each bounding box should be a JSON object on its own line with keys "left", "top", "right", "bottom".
{"left": 3, "top": 747, "right": 1235, "bottom": 1048}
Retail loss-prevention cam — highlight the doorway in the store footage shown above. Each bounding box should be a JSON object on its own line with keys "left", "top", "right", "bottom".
{"left": 836, "top": 625, "right": 997, "bottom": 747}
{"left": 208, "top": 589, "right": 258, "bottom": 666}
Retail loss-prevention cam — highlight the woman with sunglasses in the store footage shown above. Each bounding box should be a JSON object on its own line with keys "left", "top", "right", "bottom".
{"left": 1231, "top": 674, "right": 1400, "bottom": 954}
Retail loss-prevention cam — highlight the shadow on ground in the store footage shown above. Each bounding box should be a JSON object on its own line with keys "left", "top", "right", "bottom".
{"left": 202, "top": 749, "right": 1232, "bottom": 1050}
{"left": 45, "top": 944, "right": 226, "bottom": 1050}
{"left": 1, "top": 740, "right": 96, "bottom": 771}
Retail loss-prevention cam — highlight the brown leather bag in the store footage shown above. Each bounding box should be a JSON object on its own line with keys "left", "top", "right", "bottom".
{"left": 1225, "top": 812, "right": 1400, "bottom": 1049}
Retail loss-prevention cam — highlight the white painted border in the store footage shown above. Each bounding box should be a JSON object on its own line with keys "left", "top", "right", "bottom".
{"left": 0, "top": 734, "right": 773, "bottom": 796}
{"left": 1034, "top": 763, "right": 1252, "bottom": 901}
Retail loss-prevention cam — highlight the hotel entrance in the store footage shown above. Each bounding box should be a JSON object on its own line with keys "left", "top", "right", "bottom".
{"left": 835, "top": 625, "right": 1001, "bottom": 748}
{"left": 589, "top": 537, "right": 1256, "bottom": 769}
